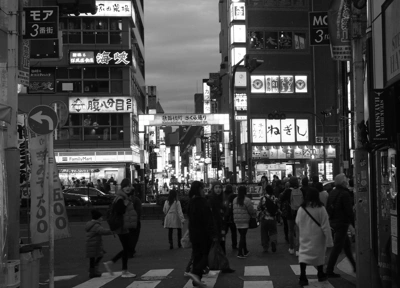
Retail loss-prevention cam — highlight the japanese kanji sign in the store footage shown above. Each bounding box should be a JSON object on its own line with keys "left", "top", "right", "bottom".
{"left": 69, "top": 50, "right": 132, "bottom": 66}
{"left": 251, "top": 118, "right": 309, "bottom": 143}
{"left": 23, "top": 6, "right": 59, "bottom": 40}
{"left": 252, "top": 145, "right": 336, "bottom": 160}
{"left": 69, "top": 97, "right": 133, "bottom": 113}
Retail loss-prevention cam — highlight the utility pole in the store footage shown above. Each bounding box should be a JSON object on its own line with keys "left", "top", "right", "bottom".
{"left": 0, "top": 0, "right": 21, "bottom": 264}
{"left": 351, "top": 5, "right": 375, "bottom": 288}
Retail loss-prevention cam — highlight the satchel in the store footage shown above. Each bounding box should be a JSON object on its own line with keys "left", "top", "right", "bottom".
{"left": 180, "top": 229, "right": 192, "bottom": 249}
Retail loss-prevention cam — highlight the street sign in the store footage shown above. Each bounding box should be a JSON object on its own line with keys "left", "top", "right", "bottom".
{"left": 27, "top": 105, "right": 59, "bottom": 135}
{"left": 309, "top": 12, "right": 330, "bottom": 46}
{"left": 23, "top": 6, "right": 59, "bottom": 40}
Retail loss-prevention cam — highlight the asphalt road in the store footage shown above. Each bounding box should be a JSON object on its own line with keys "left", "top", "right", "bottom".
{"left": 20, "top": 220, "right": 356, "bottom": 288}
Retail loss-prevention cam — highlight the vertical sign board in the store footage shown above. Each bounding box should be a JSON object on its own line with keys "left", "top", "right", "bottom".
{"left": 23, "top": 6, "right": 59, "bottom": 40}
{"left": 309, "top": 12, "right": 330, "bottom": 46}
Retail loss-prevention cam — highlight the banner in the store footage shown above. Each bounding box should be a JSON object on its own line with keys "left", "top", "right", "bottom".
{"left": 328, "top": 0, "right": 352, "bottom": 61}
{"left": 29, "top": 131, "right": 70, "bottom": 244}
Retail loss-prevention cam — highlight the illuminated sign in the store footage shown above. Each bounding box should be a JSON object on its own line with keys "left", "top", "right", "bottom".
{"left": 231, "top": 47, "right": 246, "bottom": 66}
{"left": 69, "top": 96, "right": 133, "bottom": 113}
{"left": 231, "top": 24, "right": 246, "bottom": 44}
{"left": 69, "top": 50, "right": 132, "bottom": 66}
{"left": 251, "top": 75, "right": 308, "bottom": 94}
{"left": 148, "top": 126, "right": 156, "bottom": 146}
{"left": 55, "top": 151, "right": 134, "bottom": 163}
{"left": 234, "top": 93, "right": 247, "bottom": 111}
{"left": 68, "top": 1, "right": 132, "bottom": 17}
{"left": 230, "top": 3, "right": 245, "bottom": 21}
{"left": 235, "top": 71, "right": 247, "bottom": 87}
{"left": 252, "top": 145, "right": 336, "bottom": 159}
{"left": 251, "top": 119, "right": 309, "bottom": 143}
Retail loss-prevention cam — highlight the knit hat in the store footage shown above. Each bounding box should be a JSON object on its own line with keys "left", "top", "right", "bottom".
{"left": 91, "top": 209, "right": 102, "bottom": 220}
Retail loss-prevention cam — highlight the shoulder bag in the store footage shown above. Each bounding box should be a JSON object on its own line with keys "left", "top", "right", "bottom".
{"left": 302, "top": 206, "right": 335, "bottom": 236}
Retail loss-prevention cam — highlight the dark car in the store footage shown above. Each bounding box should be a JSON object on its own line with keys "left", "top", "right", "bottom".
{"left": 63, "top": 187, "right": 116, "bottom": 206}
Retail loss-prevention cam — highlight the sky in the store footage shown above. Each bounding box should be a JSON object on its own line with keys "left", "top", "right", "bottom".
{"left": 145, "top": 1, "right": 221, "bottom": 113}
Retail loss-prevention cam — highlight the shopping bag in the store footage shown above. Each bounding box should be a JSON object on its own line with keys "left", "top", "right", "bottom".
{"left": 180, "top": 229, "right": 192, "bottom": 249}
{"left": 208, "top": 241, "right": 230, "bottom": 271}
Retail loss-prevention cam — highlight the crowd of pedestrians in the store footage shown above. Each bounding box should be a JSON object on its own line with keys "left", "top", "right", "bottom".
{"left": 84, "top": 173, "right": 357, "bottom": 287}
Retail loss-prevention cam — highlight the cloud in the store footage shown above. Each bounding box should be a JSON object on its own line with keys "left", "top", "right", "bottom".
{"left": 145, "top": 0, "right": 221, "bottom": 113}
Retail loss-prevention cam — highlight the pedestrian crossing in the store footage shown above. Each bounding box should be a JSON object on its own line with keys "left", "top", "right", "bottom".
{"left": 68, "top": 266, "right": 336, "bottom": 288}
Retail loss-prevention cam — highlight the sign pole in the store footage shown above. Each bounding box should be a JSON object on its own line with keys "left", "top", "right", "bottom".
{"left": 48, "top": 132, "right": 55, "bottom": 288}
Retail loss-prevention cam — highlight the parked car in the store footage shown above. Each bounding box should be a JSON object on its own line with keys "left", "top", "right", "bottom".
{"left": 63, "top": 187, "right": 116, "bottom": 206}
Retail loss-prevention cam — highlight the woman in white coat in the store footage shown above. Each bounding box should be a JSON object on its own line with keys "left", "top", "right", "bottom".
{"left": 296, "top": 187, "right": 333, "bottom": 286}
{"left": 163, "top": 189, "right": 185, "bottom": 249}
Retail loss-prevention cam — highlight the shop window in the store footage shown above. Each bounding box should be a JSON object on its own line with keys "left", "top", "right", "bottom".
{"left": 56, "top": 67, "right": 68, "bottom": 78}
{"left": 68, "top": 18, "right": 81, "bottom": 30}
{"left": 264, "top": 32, "right": 278, "bottom": 49}
{"left": 96, "top": 114, "right": 110, "bottom": 125}
{"left": 83, "top": 31, "right": 95, "bottom": 44}
{"left": 110, "top": 32, "right": 122, "bottom": 44}
{"left": 110, "top": 114, "right": 123, "bottom": 125}
{"left": 111, "top": 81, "right": 123, "bottom": 94}
{"left": 83, "top": 81, "right": 109, "bottom": 93}
{"left": 68, "top": 127, "right": 82, "bottom": 140}
{"left": 97, "top": 67, "right": 109, "bottom": 78}
{"left": 96, "top": 19, "right": 108, "bottom": 30}
{"left": 294, "top": 32, "right": 306, "bottom": 49}
{"left": 83, "top": 67, "right": 96, "bottom": 79}
{"left": 69, "top": 68, "right": 82, "bottom": 79}
{"left": 62, "top": 31, "right": 68, "bottom": 43}
{"left": 59, "top": 18, "right": 68, "bottom": 30}
{"left": 69, "top": 32, "right": 81, "bottom": 43}
{"left": 67, "top": 114, "right": 82, "bottom": 126}
{"left": 110, "top": 19, "right": 122, "bottom": 30}
{"left": 83, "top": 18, "right": 95, "bottom": 30}
{"left": 111, "top": 127, "right": 124, "bottom": 140}
{"left": 110, "top": 67, "right": 123, "bottom": 79}
{"left": 96, "top": 32, "right": 108, "bottom": 44}
{"left": 249, "top": 31, "right": 264, "bottom": 49}
{"left": 278, "top": 31, "right": 293, "bottom": 49}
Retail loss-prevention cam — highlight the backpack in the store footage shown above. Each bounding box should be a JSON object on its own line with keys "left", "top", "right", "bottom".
{"left": 106, "top": 198, "right": 123, "bottom": 231}
{"left": 264, "top": 196, "right": 278, "bottom": 216}
{"left": 290, "top": 187, "right": 303, "bottom": 211}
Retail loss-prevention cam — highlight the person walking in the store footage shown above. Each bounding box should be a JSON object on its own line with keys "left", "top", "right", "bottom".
{"left": 207, "top": 183, "right": 227, "bottom": 253}
{"left": 103, "top": 178, "right": 137, "bottom": 278}
{"left": 223, "top": 184, "right": 238, "bottom": 251}
{"left": 233, "top": 185, "right": 257, "bottom": 259}
{"left": 186, "top": 181, "right": 216, "bottom": 288}
{"left": 280, "top": 176, "right": 306, "bottom": 256}
{"left": 325, "top": 173, "right": 356, "bottom": 278}
{"left": 85, "top": 209, "right": 114, "bottom": 278}
{"left": 279, "top": 181, "right": 291, "bottom": 243}
{"left": 258, "top": 175, "right": 269, "bottom": 194}
{"left": 129, "top": 187, "right": 142, "bottom": 257}
{"left": 296, "top": 187, "right": 333, "bottom": 286}
{"left": 258, "top": 185, "right": 279, "bottom": 253}
{"left": 315, "top": 182, "right": 329, "bottom": 207}
{"left": 163, "top": 189, "right": 185, "bottom": 249}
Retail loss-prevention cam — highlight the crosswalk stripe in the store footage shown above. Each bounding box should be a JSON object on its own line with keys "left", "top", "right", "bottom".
{"left": 72, "top": 272, "right": 123, "bottom": 288}
{"left": 337, "top": 257, "right": 356, "bottom": 277}
{"left": 126, "top": 280, "right": 161, "bottom": 288}
{"left": 183, "top": 271, "right": 220, "bottom": 288}
{"left": 244, "top": 281, "right": 274, "bottom": 288}
{"left": 290, "top": 265, "right": 318, "bottom": 276}
{"left": 244, "top": 266, "right": 270, "bottom": 276}
{"left": 141, "top": 269, "right": 173, "bottom": 280}
{"left": 304, "top": 279, "right": 334, "bottom": 287}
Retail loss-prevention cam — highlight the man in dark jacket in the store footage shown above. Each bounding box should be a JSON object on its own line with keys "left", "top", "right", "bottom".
{"left": 129, "top": 187, "right": 142, "bottom": 257}
{"left": 326, "top": 173, "right": 356, "bottom": 278}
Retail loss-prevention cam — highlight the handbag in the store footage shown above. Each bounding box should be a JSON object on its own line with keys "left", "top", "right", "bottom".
{"left": 162, "top": 201, "right": 173, "bottom": 226}
{"left": 180, "top": 229, "right": 192, "bottom": 249}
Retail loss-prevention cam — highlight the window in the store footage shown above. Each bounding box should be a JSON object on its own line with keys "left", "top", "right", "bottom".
{"left": 57, "top": 113, "right": 125, "bottom": 141}
{"left": 249, "top": 30, "right": 307, "bottom": 50}
{"left": 56, "top": 67, "right": 124, "bottom": 94}
{"left": 250, "top": 0, "right": 308, "bottom": 7}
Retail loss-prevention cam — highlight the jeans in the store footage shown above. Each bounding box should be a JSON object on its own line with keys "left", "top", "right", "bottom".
{"left": 260, "top": 219, "right": 277, "bottom": 250}
{"left": 89, "top": 256, "right": 102, "bottom": 269}
{"left": 191, "top": 241, "right": 211, "bottom": 279}
{"left": 225, "top": 222, "right": 238, "bottom": 249}
{"left": 238, "top": 228, "right": 249, "bottom": 256}
{"left": 282, "top": 216, "right": 289, "bottom": 240}
{"left": 326, "top": 223, "right": 356, "bottom": 273}
{"left": 111, "top": 233, "right": 130, "bottom": 270}
{"left": 168, "top": 228, "right": 182, "bottom": 247}
{"left": 287, "top": 219, "right": 299, "bottom": 251}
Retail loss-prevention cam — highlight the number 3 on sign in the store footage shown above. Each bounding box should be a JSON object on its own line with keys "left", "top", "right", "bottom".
{"left": 315, "top": 29, "right": 325, "bottom": 43}
{"left": 30, "top": 24, "right": 39, "bottom": 37}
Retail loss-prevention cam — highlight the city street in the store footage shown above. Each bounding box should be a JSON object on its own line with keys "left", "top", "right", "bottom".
{"left": 21, "top": 220, "right": 356, "bottom": 288}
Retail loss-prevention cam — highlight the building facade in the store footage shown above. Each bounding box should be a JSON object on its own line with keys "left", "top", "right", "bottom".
{"left": 18, "top": 0, "right": 145, "bottom": 188}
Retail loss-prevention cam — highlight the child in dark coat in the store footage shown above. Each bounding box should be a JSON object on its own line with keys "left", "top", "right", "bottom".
{"left": 85, "top": 210, "right": 114, "bottom": 278}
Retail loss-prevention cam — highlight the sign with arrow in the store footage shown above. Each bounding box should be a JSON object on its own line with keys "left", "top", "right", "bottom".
{"left": 27, "top": 105, "right": 59, "bottom": 135}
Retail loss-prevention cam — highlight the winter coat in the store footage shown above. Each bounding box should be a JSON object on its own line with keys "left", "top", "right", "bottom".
{"left": 207, "top": 193, "right": 226, "bottom": 239}
{"left": 296, "top": 205, "right": 333, "bottom": 266}
{"left": 327, "top": 185, "right": 354, "bottom": 225}
{"left": 112, "top": 190, "right": 138, "bottom": 234}
{"left": 233, "top": 197, "right": 257, "bottom": 229}
{"left": 85, "top": 220, "right": 113, "bottom": 258}
{"left": 163, "top": 200, "right": 185, "bottom": 229}
{"left": 319, "top": 190, "right": 329, "bottom": 207}
{"left": 188, "top": 196, "right": 216, "bottom": 244}
{"left": 280, "top": 187, "right": 307, "bottom": 220}
{"left": 257, "top": 194, "right": 278, "bottom": 221}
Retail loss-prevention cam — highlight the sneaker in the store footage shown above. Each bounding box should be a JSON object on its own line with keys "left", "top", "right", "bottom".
{"left": 299, "top": 277, "right": 309, "bottom": 286}
{"left": 244, "top": 251, "right": 250, "bottom": 257}
{"left": 288, "top": 248, "right": 294, "bottom": 255}
{"left": 295, "top": 251, "right": 299, "bottom": 257}
{"left": 271, "top": 242, "right": 277, "bottom": 253}
{"left": 326, "top": 272, "right": 341, "bottom": 278}
{"left": 237, "top": 254, "right": 246, "bottom": 259}
{"left": 103, "top": 261, "right": 114, "bottom": 276}
{"left": 121, "top": 271, "right": 136, "bottom": 278}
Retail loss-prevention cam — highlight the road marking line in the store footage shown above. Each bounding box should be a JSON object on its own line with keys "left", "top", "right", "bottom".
{"left": 141, "top": 269, "right": 173, "bottom": 278}
{"left": 126, "top": 280, "right": 161, "bottom": 288}
{"left": 244, "top": 281, "right": 274, "bottom": 288}
{"left": 304, "top": 279, "right": 334, "bottom": 287}
{"left": 45, "top": 275, "right": 77, "bottom": 282}
{"left": 183, "top": 271, "right": 220, "bottom": 288}
{"left": 244, "top": 266, "right": 270, "bottom": 276}
{"left": 337, "top": 257, "right": 356, "bottom": 277}
{"left": 72, "top": 271, "right": 122, "bottom": 288}
{"left": 290, "top": 265, "right": 318, "bottom": 276}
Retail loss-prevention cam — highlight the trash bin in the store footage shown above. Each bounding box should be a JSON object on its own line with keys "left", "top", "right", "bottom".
{"left": 19, "top": 245, "right": 33, "bottom": 288}
{"left": 5, "top": 259, "right": 20, "bottom": 287}
{"left": 31, "top": 246, "right": 43, "bottom": 288}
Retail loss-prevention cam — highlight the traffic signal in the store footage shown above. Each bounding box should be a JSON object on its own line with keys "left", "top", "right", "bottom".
{"left": 268, "top": 110, "right": 286, "bottom": 120}
{"left": 245, "top": 55, "right": 264, "bottom": 73}
{"left": 56, "top": 0, "right": 97, "bottom": 16}
{"left": 207, "top": 78, "right": 222, "bottom": 96}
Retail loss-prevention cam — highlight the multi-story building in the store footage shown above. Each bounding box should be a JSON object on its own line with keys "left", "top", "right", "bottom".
{"left": 219, "top": 0, "right": 342, "bottom": 182}
{"left": 18, "top": 0, "right": 145, "bottom": 187}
